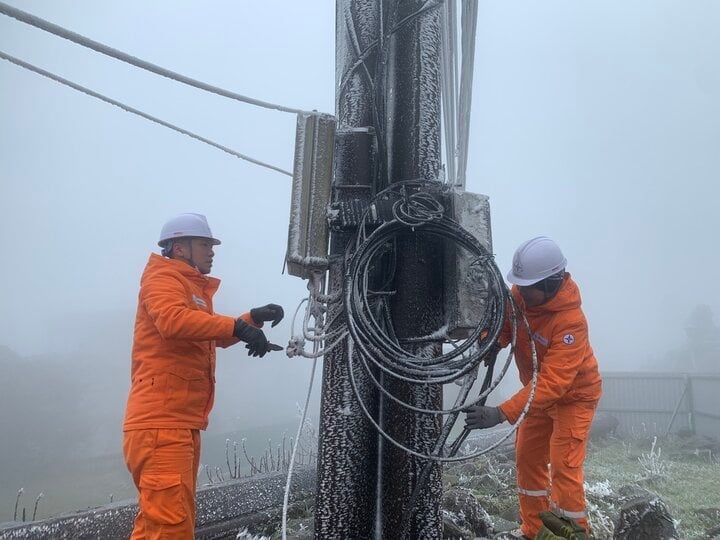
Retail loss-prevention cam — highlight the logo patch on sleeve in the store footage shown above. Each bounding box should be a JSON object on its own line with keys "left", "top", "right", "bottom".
{"left": 562, "top": 333, "right": 575, "bottom": 345}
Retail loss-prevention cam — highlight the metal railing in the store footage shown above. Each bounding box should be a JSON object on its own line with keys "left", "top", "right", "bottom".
{"left": 597, "top": 371, "right": 720, "bottom": 439}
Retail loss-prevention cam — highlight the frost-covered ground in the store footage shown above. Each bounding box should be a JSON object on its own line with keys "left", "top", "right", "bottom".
{"left": 5, "top": 429, "right": 717, "bottom": 539}
{"left": 581, "top": 434, "right": 720, "bottom": 538}
{"left": 447, "top": 432, "right": 720, "bottom": 539}
{"left": 243, "top": 432, "right": 720, "bottom": 539}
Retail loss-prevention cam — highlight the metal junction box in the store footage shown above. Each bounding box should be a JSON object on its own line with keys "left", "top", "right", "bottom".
{"left": 444, "top": 190, "right": 493, "bottom": 339}
{"left": 285, "top": 112, "right": 336, "bottom": 279}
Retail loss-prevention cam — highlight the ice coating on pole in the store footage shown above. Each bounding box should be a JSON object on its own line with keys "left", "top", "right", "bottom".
{"left": 313, "top": 1, "right": 381, "bottom": 538}
{"left": 381, "top": 2, "right": 444, "bottom": 537}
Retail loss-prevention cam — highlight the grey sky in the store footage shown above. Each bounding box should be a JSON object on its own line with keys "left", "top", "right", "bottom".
{"left": 1, "top": 1, "right": 718, "bottom": 386}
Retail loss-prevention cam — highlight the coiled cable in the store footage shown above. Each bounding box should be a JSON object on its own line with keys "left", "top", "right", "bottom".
{"left": 343, "top": 182, "right": 538, "bottom": 463}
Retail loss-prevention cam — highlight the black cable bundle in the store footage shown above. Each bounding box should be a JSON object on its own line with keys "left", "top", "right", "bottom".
{"left": 342, "top": 182, "right": 528, "bottom": 462}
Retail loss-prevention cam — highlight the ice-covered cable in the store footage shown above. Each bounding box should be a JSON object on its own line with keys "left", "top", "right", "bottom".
{"left": 0, "top": 51, "right": 292, "bottom": 177}
{"left": 437, "top": 0, "right": 478, "bottom": 189}
{"left": 286, "top": 273, "right": 347, "bottom": 359}
{"left": 456, "top": 0, "right": 478, "bottom": 188}
{"left": 342, "top": 182, "right": 539, "bottom": 462}
{"left": 348, "top": 295, "right": 538, "bottom": 462}
{"left": 0, "top": 1, "right": 309, "bottom": 115}
{"left": 346, "top": 188, "right": 503, "bottom": 386}
{"left": 440, "top": 0, "right": 458, "bottom": 185}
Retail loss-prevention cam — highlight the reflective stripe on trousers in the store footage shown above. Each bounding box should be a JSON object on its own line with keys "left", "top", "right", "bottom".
{"left": 518, "top": 487, "right": 548, "bottom": 497}
{"left": 514, "top": 401, "right": 596, "bottom": 537}
{"left": 550, "top": 501, "right": 588, "bottom": 520}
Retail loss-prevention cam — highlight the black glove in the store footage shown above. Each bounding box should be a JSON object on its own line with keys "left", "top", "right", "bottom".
{"left": 233, "top": 319, "right": 270, "bottom": 357}
{"left": 464, "top": 405, "right": 505, "bottom": 430}
{"left": 250, "top": 304, "right": 284, "bottom": 327}
{"left": 253, "top": 342, "right": 285, "bottom": 355}
{"left": 245, "top": 341, "right": 284, "bottom": 357}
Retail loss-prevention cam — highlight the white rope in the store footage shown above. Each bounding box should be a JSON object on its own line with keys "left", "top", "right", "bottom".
{"left": 286, "top": 272, "right": 347, "bottom": 359}
{"left": 0, "top": 51, "right": 292, "bottom": 177}
{"left": 281, "top": 273, "right": 327, "bottom": 539}
{"left": 280, "top": 353, "right": 318, "bottom": 540}
{"left": 0, "top": 1, "right": 309, "bottom": 115}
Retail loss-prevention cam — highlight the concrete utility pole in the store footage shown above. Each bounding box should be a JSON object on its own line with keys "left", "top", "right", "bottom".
{"left": 381, "top": 2, "right": 443, "bottom": 537}
{"left": 315, "top": 1, "right": 443, "bottom": 538}
{"left": 314, "top": 1, "right": 380, "bottom": 538}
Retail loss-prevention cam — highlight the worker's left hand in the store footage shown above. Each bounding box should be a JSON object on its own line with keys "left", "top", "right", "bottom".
{"left": 246, "top": 341, "right": 284, "bottom": 357}
{"left": 251, "top": 304, "right": 285, "bottom": 327}
{"left": 464, "top": 405, "right": 505, "bottom": 430}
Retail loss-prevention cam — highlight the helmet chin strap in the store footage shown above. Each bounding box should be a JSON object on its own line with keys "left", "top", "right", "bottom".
{"left": 188, "top": 241, "right": 197, "bottom": 268}
{"left": 169, "top": 239, "right": 198, "bottom": 269}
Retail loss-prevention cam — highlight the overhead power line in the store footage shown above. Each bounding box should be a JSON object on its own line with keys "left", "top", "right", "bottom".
{"left": 456, "top": 0, "right": 478, "bottom": 188}
{"left": 0, "top": 1, "right": 308, "bottom": 115}
{"left": 0, "top": 50, "right": 292, "bottom": 177}
{"left": 439, "top": 0, "right": 478, "bottom": 190}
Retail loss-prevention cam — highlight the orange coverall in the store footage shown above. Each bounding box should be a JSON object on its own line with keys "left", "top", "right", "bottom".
{"left": 123, "top": 253, "right": 256, "bottom": 539}
{"left": 498, "top": 273, "right": 602, "bottom": 537}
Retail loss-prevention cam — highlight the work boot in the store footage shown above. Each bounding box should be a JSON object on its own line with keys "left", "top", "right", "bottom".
{"left": 537, "top": 511, "right": 588, "bottom": 540}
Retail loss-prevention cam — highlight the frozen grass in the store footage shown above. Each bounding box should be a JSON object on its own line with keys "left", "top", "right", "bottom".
{"left": 442, "top": 435, "right": 720, "bottom": 539}
{"left": 585, "top": 436, "right": 720, "bottom": 539}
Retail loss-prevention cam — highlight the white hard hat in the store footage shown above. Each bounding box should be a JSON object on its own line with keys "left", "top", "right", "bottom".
{"left": 506, "top": 236, "right": 566, "bottom": 286}
{"left": 158, "top": 213, "right": 221, "bottom": 246}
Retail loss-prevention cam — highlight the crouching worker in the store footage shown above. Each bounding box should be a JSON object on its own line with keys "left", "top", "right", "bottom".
{"left": 465, "top": 237, "right": 602, "bottom": 539}
{"left": 123, "top": 213, "right": 285, "bottom": 539}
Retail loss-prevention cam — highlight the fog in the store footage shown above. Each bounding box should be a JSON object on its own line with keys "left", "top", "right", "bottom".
{"left": 1, "top": 0, "right": 719, "bottom": 519}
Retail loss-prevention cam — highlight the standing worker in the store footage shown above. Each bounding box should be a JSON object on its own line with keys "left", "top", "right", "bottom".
{"left": 465, "top": 237, "right": 602, "bottom": 539}
{"left": 123, "top": 213, "right": 285, "bottom": 539}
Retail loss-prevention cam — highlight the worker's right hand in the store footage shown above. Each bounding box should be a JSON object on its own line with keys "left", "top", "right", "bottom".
{"left": 464, "top": 405, "right": 505, "bottom": 430}
{"left": 233, "top": 319, "right": 270, "bottom": 357}
{"left": 250, "top": 304, "right": 285, "bottom": 327}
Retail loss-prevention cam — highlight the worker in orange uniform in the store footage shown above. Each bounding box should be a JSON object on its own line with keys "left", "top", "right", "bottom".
{"left": 465, "top": 236, "right": 602, "bottom": 539}
{"left": 123, "top": 213, "right": 285, "bottom": 539}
